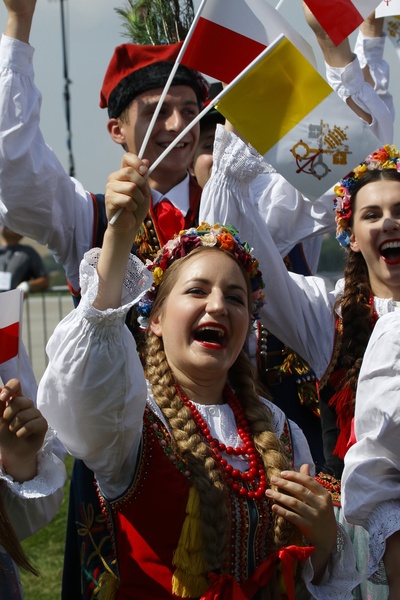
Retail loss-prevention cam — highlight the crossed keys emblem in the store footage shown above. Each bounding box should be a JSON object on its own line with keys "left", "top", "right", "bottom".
{"left": 290, "top": 120, "right": 351, "bottom": 180}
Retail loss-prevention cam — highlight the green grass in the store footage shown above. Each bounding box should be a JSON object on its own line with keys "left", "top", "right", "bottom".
{"left": 20, "top": 454, "right": 73, "bottom": 600}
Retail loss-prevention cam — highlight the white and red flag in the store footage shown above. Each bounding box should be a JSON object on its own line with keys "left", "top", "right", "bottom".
{"left": 303, "top": 0, "right": 382, "bottom": 45}
{"left": 0, "top": 289, "right": 23, "bottom": 365}
{"left": 181, "top": 0, "right": 314, "bottom": 82}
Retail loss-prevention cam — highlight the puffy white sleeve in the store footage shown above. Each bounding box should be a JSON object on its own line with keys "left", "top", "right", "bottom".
{"left": 0, "top": 35, "right": 94, "bottom": 293}
{"left": 354, "top": 31, "right": 395, "bottom": 121}
{"left": 0, "top": 429, "right": 66, "bottom": 540}
{"left": 201, "top": 127, "right": 337, "bottom": 379}
{"left": 342, "top": 311, "right": 400, "bottom": 578}
{"left": 200, "top": 126, "right": 335, "bottom": 261}
{"left": 38, "top": 249, "right": 153, "bottom": 499}
{"left": 325, "top": 54, "right": 393, "bottom": 145}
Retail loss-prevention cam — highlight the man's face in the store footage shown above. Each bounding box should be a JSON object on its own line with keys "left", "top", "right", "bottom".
{"left": 115, "top": 85, "right": 200, "bottom": 180}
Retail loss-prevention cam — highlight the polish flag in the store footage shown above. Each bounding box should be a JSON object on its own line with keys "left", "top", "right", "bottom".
{"left": 0, "top": 289, "right": 22, "bottom": 364}
{"left": 303, "top": 0, "right": 382, "bottom": 45}
{"left": 181, "top": 0, "right": 314, "bottom": 83}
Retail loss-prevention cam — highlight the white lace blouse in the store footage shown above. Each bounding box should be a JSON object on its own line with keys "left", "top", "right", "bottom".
{"left": 342, "top": 311, "right": 400, "bottom": 581}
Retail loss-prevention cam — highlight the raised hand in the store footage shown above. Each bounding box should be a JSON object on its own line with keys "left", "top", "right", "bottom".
{"left": 302, "top": 0, "right": 354, "bottom": 68}
{"left": 0, "top": 378, "right": 47, "bottom": 482}
{"left": 105, "top": 153, "right": 151, "bottom": 235}
{"left": 3, "top": 0, "right": 37, "bottom": 42}
{"left": 94, "top": 154, "right": 151, "bottom": 311}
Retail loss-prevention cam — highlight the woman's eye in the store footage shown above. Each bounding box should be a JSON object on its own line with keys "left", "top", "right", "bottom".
{"left": 186, "top": 288, "right": 206, "bottom": 295}
{"left": 227, "top": 295, "right": 246, "bottom": 305}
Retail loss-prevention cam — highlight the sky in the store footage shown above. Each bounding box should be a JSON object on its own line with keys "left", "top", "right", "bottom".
{"left": 0, "top": 0, "right": 399, "bottom": 194}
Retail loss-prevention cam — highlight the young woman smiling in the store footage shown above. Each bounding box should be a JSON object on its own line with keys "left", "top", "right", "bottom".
{"left": 37, "top": 153, "right": 359, "bottom": 599}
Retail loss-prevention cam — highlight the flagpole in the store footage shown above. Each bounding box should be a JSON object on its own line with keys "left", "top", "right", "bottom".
{"left": 146, "top": 35, "right": 285, "bottom": 178}
{"left": 17, "top": 288, "right": 23, "bottom": 382}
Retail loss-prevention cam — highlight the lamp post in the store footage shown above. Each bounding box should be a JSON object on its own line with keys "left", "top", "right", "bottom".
{"left": 60, "top": 0, "right": 75, "bottom": 177}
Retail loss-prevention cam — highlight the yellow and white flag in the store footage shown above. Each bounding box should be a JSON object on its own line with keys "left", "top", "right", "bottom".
{"left": 216, "top": 36, "right": 381, "bottom": 201}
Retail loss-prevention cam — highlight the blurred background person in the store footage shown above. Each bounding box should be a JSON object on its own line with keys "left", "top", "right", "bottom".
{"left": 0, "top": 226, "right": 49, "bottom": 297}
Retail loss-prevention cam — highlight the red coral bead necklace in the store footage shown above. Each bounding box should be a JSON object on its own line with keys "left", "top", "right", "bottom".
{"left": 176, "top": 384, "right": 267, "bottom": 500}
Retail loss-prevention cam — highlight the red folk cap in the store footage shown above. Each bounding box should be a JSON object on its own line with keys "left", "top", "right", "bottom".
{"left": 100, "top": 41, "right": 183, "bottom": 110}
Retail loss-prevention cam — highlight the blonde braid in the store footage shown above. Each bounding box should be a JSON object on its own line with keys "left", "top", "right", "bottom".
{"left": 145, "top": 330, "right": 229, "bottom": 572}
{"left": 229, "top": 352, "right": 299, "bottom": 549}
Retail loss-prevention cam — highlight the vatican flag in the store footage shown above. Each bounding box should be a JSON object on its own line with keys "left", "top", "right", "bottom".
{"left": 215, "top": 35, "right": 381, "bottom": 201}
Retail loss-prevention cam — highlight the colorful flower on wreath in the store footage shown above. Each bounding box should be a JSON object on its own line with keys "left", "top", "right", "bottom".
{"left": 217, "top": 232, "right": 235, "bottom": 251}
{"left": 334, "top": 144, "right": 400, "bottom": 247}
{"left": 136, "top": 222, "right": 265, "bottom": 329}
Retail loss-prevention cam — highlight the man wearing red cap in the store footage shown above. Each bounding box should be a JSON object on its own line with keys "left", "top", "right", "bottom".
{"left": 100, "top": 40, "right": 210, "bottom": 256}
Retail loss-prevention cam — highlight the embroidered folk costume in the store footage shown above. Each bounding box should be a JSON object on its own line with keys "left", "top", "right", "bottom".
{"left": 38, "top": 224, "right": 359, "bottom": 599}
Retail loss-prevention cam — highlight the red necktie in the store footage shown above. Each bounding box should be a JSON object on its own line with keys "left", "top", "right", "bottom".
{"left": 152, "top": 198, "right": 185, "bottom": 246}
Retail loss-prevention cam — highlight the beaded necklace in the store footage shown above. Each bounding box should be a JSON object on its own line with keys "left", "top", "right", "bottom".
{"left": 176, "top": 384, "right": 267, "bottom": 500}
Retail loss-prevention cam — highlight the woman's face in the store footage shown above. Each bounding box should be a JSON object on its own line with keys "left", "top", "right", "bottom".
{"left": 350, "top": 179, "right": 400, "bottom": 299}
{"left": 150, "top": 251, "right": 250, "bottom": 386}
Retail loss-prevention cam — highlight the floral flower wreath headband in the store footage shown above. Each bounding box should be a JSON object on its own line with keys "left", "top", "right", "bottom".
{"left": 136, "top": 223, "right": 266, "bottom": 329}
{"left": 334, "top": 144, "right": 400, "bottom": 248}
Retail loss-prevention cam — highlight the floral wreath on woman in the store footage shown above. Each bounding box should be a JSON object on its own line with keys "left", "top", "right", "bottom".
{"left": 136, "top": 222, "right": 265, "bottom": 328}
{"left": 334, "top": 144, "right": 400, "bottom": 247}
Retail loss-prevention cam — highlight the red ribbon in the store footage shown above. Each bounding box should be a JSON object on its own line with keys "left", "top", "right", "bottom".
{"left": 200, "top": 545, "right": 315, "bottom": 600}
{"left": 152, "top": 198, "right": 185, "bottom": 246}
{"left": 201, "top": 573, "right": 249, "bottom": 600}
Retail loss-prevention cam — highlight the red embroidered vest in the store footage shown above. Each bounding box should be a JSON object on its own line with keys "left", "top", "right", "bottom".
{"left": 97, "top": 406, "right": 294, "bottom": 599}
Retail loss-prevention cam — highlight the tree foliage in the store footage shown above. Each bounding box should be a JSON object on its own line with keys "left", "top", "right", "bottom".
{"left": 115, "top": 0, "right": 195, "bottom": 45}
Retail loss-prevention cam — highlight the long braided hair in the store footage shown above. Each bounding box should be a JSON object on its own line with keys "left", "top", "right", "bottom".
{"left": 335, "top": 169, "right": 400, "bottom": 404}
{"left": 145, "top": 247, "right": 299, "bottom": 583}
